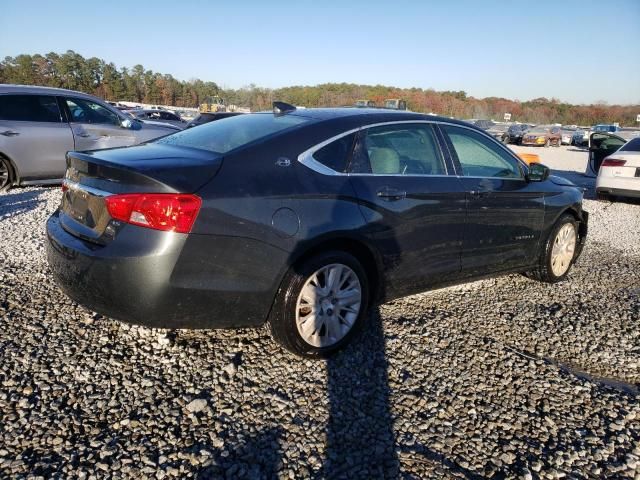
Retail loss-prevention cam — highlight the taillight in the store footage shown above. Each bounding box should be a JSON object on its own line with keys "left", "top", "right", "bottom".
{"left": 601, "top": 158, "right": 626, "bottom": 167}
{"left": 105, "top": 193, "right": 202, "bottom": 234}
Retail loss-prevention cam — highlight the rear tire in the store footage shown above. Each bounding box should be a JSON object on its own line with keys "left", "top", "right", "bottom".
{"left": 268, "top": 251, "right": 370, "bottom": 358}
{"left": 0, "top": 156, "right": 14, "bottom": 192}
{"left": 528, "top": 214, "right": 578, "bottom": 283}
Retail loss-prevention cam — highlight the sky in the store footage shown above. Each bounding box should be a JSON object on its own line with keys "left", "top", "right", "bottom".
{"left": 1, "top": 0, "right": 639, "bottom": 105}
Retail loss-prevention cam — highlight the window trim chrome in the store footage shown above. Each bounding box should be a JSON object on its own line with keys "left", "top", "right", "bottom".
{"left": 298, "top": 120, "right": 451, "bottom": 177}
{"left": 297, "top": 119, "right": 529, "bottom": 179}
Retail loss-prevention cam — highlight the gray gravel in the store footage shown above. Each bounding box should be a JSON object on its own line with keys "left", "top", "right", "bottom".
{"left": 1, "top": 177, "right": 639, "bottom": 479}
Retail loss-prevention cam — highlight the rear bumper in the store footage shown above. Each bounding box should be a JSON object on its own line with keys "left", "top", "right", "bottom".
{"left": 46, "top": 211, "right": 283, "bottom": 329}
{"left": 596, "top": 187, "right": 640, "bottom": 199}
{"left": 596, "top": 175, "right": 640, "bottom": 198}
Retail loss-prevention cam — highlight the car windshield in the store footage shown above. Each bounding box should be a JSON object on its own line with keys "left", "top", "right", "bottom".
{"left": 529, "top": 126, "right": 551, "bottom": 134}
{"left": 155, "top": 113, "right": 311, "bottom": 154}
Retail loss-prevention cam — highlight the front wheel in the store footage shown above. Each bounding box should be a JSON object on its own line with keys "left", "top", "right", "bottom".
{"left": 528, "top": 214, "right": 578, "bottom": 283}
{"left": 268, "top": 251, "right": 370, "bottom": 358}
{"left": 0, "top": 156, "right": 14, "bottom": 192}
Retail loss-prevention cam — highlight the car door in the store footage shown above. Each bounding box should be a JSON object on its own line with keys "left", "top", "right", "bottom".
{"left": 439, "top": 124, "right": 545, "bottom": 275}
{"left": 588, "top": 132, "right": 627, "bottom": 174}
{"left": 62, "top": 96, "right": 136, "bottom": 151}
{"left": 0, "top": 93, "right": 74, "bottom": 179}
{"left": 347, "top": 122, "right": 466, "bottom": 298}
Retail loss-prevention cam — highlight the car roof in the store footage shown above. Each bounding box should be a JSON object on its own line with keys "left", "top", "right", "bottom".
{"left": 272, "top": 107, "right": 480, "bottom": 130}
{"left": 0, "top": 83, "right": 101, "bottom": 101}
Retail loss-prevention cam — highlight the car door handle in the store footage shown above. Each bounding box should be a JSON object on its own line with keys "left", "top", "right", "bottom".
{"left": 377, "top": 187, "right": 406, "bottom": 201}
{"left": 470, "top": 190, "right": 492, "bottom": 198}
{"left": 0, "top": 130, "right": 20, "bottom": 137}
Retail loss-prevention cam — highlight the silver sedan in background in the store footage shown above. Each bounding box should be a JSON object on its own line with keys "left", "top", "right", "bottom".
{"left": 0, "top": 85, "right": 181, "bottom": 191}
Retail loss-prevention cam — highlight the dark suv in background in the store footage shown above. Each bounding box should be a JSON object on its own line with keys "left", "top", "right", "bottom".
{"left": 503, "top": 124, "right": 530, "bottom": 145}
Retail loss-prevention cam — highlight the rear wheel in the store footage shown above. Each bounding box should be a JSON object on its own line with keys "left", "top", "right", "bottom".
{"left": 268, "top": 251, "right": 370, "bottom": 358}
{"left": 528, "top": 214, "right": 578, "bottom": 283}
{"left": 0, "top": 156, "right": 14, "bottom": 192}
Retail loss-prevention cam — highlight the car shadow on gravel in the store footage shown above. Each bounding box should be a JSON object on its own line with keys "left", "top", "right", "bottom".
{"left": 0, "top": 189, "right": 45, "bottom": 220}
{"left": 320, "top": 306, "right": 400, "bottom": 479}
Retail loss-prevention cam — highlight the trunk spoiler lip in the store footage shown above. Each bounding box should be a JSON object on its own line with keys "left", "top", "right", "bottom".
{"left": 65, "top": 147, "right": 224, "bottom": 194}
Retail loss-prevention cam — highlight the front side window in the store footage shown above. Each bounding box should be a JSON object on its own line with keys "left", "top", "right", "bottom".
{"left": 442, "top": 125, "right": 522, "bottom": 179}
{"left": 156, "top": 113, "right": 311, "bottom": 154}
{"left": 0, "top": 94, "right": 62, "bottom": 122}
{"left": 312, "top": 132, "right": 356, "bottom": 172}
{"left": 350, "top": 123, "right": 445, "bottom": 175}
{"left": 65, "top": 98, "right": 121, "bottom": 125}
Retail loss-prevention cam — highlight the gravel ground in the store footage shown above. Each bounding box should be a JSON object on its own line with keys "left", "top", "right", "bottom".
{"left": 0, "top": 147, "right": 639, "bottom": 479}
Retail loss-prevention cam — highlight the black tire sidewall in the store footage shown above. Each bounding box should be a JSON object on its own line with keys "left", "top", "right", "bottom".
{"left": 541, "top": 215, "right": 578, "bottom": 283}
{"left": 270, "top": 251, "right": 370, "bottom": 358}
{"left": 0, "top": 156, "right": 13, "bottom": 192}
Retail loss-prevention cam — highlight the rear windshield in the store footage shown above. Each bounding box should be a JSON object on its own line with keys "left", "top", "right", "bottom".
{"left": 620, "top": 137, "right": 640, "bottom": 152}
{"left": 155, "top": 113, "right": 311, "bottom": 154}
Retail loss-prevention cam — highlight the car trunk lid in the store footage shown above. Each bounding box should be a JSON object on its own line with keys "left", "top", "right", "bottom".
{"left": 60, "top": 143, "right": 222, "bottom": 243}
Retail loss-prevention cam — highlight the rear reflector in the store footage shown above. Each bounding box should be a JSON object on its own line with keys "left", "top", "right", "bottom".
{"left": 105, "top": 193, "right": 201, "bottom": 234}
{"left": 601, "top": 158, "right": 626, "bottom": 167}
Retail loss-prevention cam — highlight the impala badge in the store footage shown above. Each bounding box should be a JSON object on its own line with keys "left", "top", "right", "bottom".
{"left": 276, "top": 157, "right": 291, "bottom": 167}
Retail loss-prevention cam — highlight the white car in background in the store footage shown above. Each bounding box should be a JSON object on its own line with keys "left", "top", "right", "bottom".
{"left": 592, "top": 135, "right": 640, "bottom": 200}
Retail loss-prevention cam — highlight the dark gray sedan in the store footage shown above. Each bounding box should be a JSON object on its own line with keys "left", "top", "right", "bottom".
{"left": 47, "top": 105, "right": 588, "bottom": 357}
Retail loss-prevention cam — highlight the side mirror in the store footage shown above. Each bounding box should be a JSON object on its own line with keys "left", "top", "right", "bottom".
{"left": 527, "top": 163, "right": 550, "bottom": 182}
{"left": 121, "top": 118, "right": 141, "bottom": 130}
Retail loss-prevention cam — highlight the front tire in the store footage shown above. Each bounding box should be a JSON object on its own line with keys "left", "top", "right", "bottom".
{"left": 528, "top": 214, "right": 578, "bottom": 283}
{"left": 268, "top": 251, "right": 370, "bottom": 358}
{"left": 0, "top": 156, "right": 14, "bottom": 192}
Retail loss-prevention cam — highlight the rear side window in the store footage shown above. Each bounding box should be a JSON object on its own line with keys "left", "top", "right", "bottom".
{"left": 0, "top": 94, "right": 62, "bottom": 122}
{"left": 442, "top": 125, "right": 522, "bottom": 178}
{"left": 156, "top": 113, "right": 311, "bottom": 154}
{"left": 312, "top": 133, "right": 356, "bottom": 172}
{"left": 620, "top": 137, "right": 640, "bottom": 152}
{"left": 350, "top": 123, "right": 445, "bottom": 175}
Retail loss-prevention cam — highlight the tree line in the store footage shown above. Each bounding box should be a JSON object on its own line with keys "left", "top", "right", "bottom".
{"left": 1, "top": 51, "right": 638, "bottom": 126}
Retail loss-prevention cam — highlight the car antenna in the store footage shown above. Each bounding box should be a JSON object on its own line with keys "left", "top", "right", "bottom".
{"left": 273, "top": 101, "right": 296, "bottom": 116}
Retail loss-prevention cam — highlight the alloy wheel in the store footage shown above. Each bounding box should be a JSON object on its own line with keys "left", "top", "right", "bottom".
{"left": 295, "top": 263, "right": 362, "bottom": 348}
{"left": 0, "top": 159, "right": 10, "bottom": 190}
{"left": 550, "top": 223, "right": 576, "bottom": 277}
